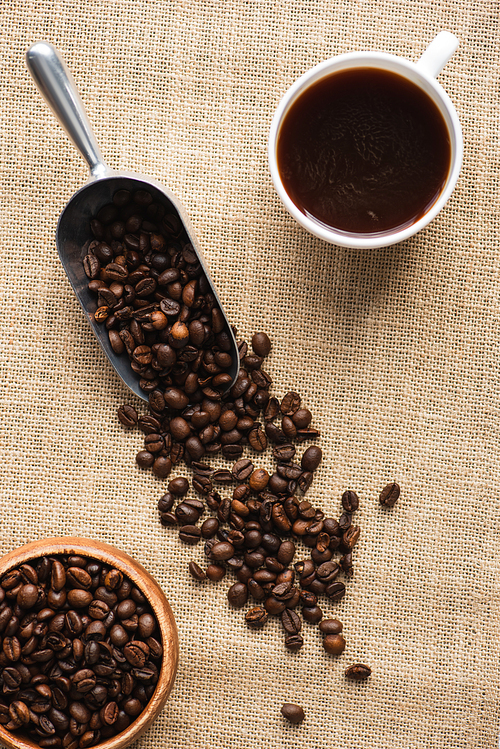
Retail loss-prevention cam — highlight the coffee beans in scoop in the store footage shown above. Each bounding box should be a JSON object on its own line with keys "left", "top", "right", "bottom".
{"left": 0, "top": 555, "right": 162, "bottom": 748}
{"left": 83, "top": 188, "right": 236, "bottom": 409}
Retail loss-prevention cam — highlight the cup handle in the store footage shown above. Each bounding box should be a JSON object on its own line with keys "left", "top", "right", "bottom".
{"left": 416, "top": 31, "right": 459, "bottom": 78}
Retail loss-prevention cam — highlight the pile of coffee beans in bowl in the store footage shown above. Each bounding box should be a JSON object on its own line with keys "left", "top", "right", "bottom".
{"left": 0, "top": 554, "right": 162, "bottom": 748}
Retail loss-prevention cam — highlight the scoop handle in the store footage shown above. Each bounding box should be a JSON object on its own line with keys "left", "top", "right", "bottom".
{"left": 26, "top": 42, "right": 111, "bottom": 179}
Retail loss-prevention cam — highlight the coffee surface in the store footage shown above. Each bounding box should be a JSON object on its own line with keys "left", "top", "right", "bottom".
{"left": 277, "top": 68, "right": 451, "bottom": 234}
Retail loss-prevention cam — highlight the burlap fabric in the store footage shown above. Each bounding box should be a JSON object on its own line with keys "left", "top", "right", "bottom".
{"left": 0, "top": 1, "right": 498, "bottom": 747}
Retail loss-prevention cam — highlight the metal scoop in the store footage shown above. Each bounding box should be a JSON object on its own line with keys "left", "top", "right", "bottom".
{"left": 26, "top": 42, "right": 239, "bottom": 401}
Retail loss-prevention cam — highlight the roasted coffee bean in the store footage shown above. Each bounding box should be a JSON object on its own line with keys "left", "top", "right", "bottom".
{"left": 379, "top": 482, "right": 400, "bottom": 507}
{"left": 280, "top": 703, "right": 305, "bottom": 724}
{"left": 300, "top": 446, "right": 322, "bottom": 472}
{"left": 280, "top": 392, "right": 301, "bottom": 415}
{"left": 206, "top": 565, "right": 226, "bottom": 582}
{"left": 284, "top": 633, "right": 303, "bottom": 652}
{"left": 168, "top": 477, "right": 189, "bottom": 496}
{"left": 231, "top": 459, "right": 254, "bottom": 482}
{"left": 281, "top": 609, "right": 301, "bottom": 635}
{"left": 188, "top": 562, "right": 206, "bottom": 581}
{"left": 245, "top": 607, "right": 268, "bottom": 628}
{"left": 342, "top": 525, "right": 360, "bottom": 550}
{"left": 66, "top": 568, "right": 92, "bottom": 590}
{"left": 66, "top": 590, "right": 92, "bottom": 609}
{"left": 210, "top": 542, "right": 235, "bottom": 562}
{"left": 338, "top": 512, "right": 352, "bottom": 532}
{"left": 248, "top": 428, "right": 267, "bottom": 452}
{"left": 342, "top": 490, "right": 359, "bottom": 513}
{"left": 117, "top": 405, "right": 138, "bottom": 428}
{"left": 264, "top": 595, "right": 286, "bottom": 616}
{"left": 192, "top": 475, "right": 212, "bottom": 495}
{"left": 227, "top": 583, "right": 248, "bottom": 608}
{"left": 345, "top": 663, "right": 372, "bottom": 680}
{"left": 325, "top": 581, "right": 346, "bottom": 601}
{"left": 319, "top": 618, "right": 343, "bottom": 635}
{"left": 136, "top": 450, "right": 154, "bottom": 469}
{"left": 302, "top": 605, "right": 323, "bottom": 624}
{"left": 291, "top": 408, "right": 312, "bottom": 428}
{"left": 323, "top": 634, "right": 346, "bottom": 655}
{"left": 179, "top": 525, "right": 202, "bottom": 545}
{"left": 212, "top": 469, "right": 234, "bottom": 484}
{"left": 251, "top": 332, "right": 271, "bottom": 358}
{"left": 17, "top": 584, "right": 38, "bottom": 609}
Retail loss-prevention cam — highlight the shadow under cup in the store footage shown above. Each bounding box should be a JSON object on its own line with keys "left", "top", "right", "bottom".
{"left": 269, "top": 54, "right": 462, "bottom": 249}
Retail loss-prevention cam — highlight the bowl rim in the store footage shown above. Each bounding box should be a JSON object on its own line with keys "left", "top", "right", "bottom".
{"left": 0, "top": 537, "right": 178, "bottom": 749}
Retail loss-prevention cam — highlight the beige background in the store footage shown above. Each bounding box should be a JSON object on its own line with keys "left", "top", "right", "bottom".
{"left": 1, "top": 1, "right": 499, "bottom": 747}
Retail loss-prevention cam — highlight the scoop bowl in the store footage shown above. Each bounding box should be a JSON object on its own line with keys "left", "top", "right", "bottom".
{"left": 26, "top": 42, "right": 239, "bottom": 401}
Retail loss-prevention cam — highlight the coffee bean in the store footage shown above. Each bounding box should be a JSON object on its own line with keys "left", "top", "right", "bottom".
{"left": 281, "top": 609, "right": 301, "bottom": 635}
{"left": 284, "top": 633, "right": 303, "bottom": 651}
{"left": 245, "top": 607, "right": 268, "bottom": 628}
{"left": 117, "top": 405, "right": 138, "bottom": 428}
{"left": 168, "top": 477, "right": 189, "bottom": 496}
{"left": 342, "top": 490, "right": 359, "bottom": 512}
{"left": 136, "top": 450, "right": 154, "bottom": 469}
{"left": 281, "top": 703, "right": 305, "bottom": 724}
{"left": 342, "top": 525, "right": 360, "bottom": 550}
{"left": 300, "top": 446, "right": 322, "bottom": 472}
{"left": 210, "top": 542, "right": 235, "bottom": 562}
{"left": 206, "top": 564, "right": 226, "bottom": 582}
{"left": 212, "top": 468, "right": 234, "bottom": 484}
{"left": 248, "top": 427, "right": 267, "bottom": 452}
{"left": 16, "top": 584, "right": 38, "bottom": 609}
{"left": 251, "top": 332, "right": 271, "bottom": 358}
{"left": 302, "top": 605, "right": 323, "bottom": 624}
{"left": 231, "top": 459, "right": 254, "bottom": 482}
{"left": 379, "top": 482, "right": 400, "bottom": 507}
{"left": 323, "top": 634, "right": 346, "bottom": 655}
{"left": 188, "top": 562, "right": 206, "bottom": 581}
{"left": 325, "top": 581, "right": 346, "bottom": 601}
{"left": 345, "top": 663, "right": 372, "bottom": 680}
{"left": 264, "top": 595, "right": 286, "bottom": 616}
{"left": 319, "top": 618, "right": 343, "bottom": 635}
{"left": 280, "top": 392, "right": 301, "bottom": 415}
{"left": 179, "top": 525, "right": 202, "bottom": 544}
{"left": 227, "top": 583, "right": 248, "bottom": 608}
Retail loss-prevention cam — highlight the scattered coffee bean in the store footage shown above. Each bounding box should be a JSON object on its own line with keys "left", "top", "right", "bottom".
{"left": 188, "top": 562, "right": 206, "bottom": 581}
{"left": 345, "top": 663, "right": 372, "bottom": 680}
{"left": 280, "top": 703, "right": 305, "bottom": 724}
{"left": 227, "top": 583, "right": 248, "bottom": 608}
{"left": 108, "top": 274, "right": 388, "bottom": 661}
{"left": 318, "top": 618, "right": 343, "bottom": 635}
{"left": 323, "top": 634, "right": 346, "bottom": 655}
{"left": 251, "top": 332, "right": 271, "bottom": 358}
{"left": 117, "top": 404, "right": 138, "bottom": 427}
{"left": 341, "top": 490, "right": 359, "bottom": 513}
{"left": 245, "top": 607, "right": 268, "bottom": 628}
{"left": 379, "top": 482, "right": 400, "bottom": 507}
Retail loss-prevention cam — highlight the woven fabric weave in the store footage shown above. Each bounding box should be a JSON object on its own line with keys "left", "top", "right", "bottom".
{"left": 1, "top": 1, "right": 499, "bottom": 747}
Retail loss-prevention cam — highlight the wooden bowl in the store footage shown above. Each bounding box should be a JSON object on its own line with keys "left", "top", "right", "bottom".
{"left": 0, "top": 537, "right": 179, "bottom": 749}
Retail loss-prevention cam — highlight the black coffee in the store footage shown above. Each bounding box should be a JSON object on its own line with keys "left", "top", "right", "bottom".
{"left": 277, "top": 68, "right": 451, "bottom": 234}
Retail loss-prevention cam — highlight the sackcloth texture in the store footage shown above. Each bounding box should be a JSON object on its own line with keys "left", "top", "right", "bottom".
{"left": 0, "top": 1, "right": 499, "bottom": 747}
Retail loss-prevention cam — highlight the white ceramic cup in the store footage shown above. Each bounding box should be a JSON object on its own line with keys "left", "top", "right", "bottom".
{"left": 268, "top": 31, "right": 463, "bottom": 249}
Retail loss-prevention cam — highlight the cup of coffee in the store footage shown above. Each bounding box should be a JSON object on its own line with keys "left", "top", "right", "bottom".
{"left": 268, "top": 31, "right": 463, "bottom": 248}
